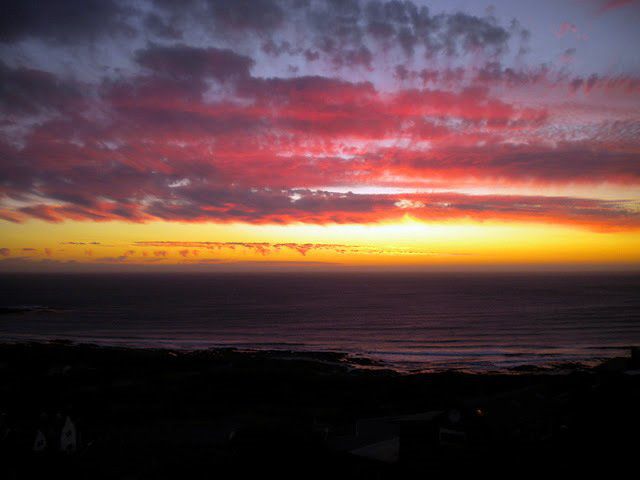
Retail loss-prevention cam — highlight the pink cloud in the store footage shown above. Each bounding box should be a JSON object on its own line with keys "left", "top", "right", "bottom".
{"left": 556, "top": 22, "right": 578, "bottom": 38}
{"left": 0, "top": 11, "right": 638, "bottom": 235}
{"left": 597, "top": 0, "right": 636, "bottom": 14}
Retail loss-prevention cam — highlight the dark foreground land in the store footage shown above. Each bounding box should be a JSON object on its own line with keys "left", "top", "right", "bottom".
{"left": 0, "top": 342, "right": 639, "bottom": 478}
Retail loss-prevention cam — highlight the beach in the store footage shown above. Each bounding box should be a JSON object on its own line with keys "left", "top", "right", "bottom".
{"left": 1, "top": 341, "right": 638, "bottom": 478}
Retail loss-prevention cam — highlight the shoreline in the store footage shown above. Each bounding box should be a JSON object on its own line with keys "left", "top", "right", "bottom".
{"left": 0, "top": 337, "right": 632, "bottom": 375}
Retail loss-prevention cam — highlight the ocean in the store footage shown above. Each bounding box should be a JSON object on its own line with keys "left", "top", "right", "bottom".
{"left": 1, "top": 272, "right": 639, "bottom": 372}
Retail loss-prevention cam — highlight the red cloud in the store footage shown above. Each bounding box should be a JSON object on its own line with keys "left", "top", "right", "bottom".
{"left": 1, "top": 34, "right": 639, "bottom": 234}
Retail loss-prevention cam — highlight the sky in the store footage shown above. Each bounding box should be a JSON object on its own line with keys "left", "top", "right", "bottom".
{"left": 0, "top": 0, "right": 639, "bottom": 271}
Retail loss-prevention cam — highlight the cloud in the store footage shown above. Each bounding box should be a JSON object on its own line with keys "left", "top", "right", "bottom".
{"left": 306, "top": 0, "right": 514, "bottom": 61}
{"left": 597, "top": 0, "right": 637, "bottom": 14}
{"left": 61, "top": 241, "right": 102, "bottom": 245}
{"left": 0, "top": 62, "right": 83, "bottom": 116}
{"left": 135, "top": 241, "right": 356, "bottom": 256}
{"left": 136, "top": 44, "right": 254, "bottom": 81}
{"left": 0, "top": 248, "right": 10, "bottom": 256}
{"left": 17, "top": 205, "right": 64, "bottom": 222}
{"left": 0, "top": 0, "right": 639, "bottom": 235}
{"left": 206, "top": 0, "right": 286, "bottom": 34}
{"left": 0, "top": 0, "right": 134, "bottom": 44}
{"left": 0, "top": 209, "right": 23, "bottom": 223}
{"left": 131, "top": 240, "right": 468, "bottom": 257}
{"left": 3, "top": 178, "right": 639, "bottom": 231}
{"left": 150, "top": 0, "right": 517, "bottom": 62}
{"left": 556, "top": 22, "right": 578, "bottom": 38}
{"left": 96, "top": 255, "right": 129, "bottom": 263}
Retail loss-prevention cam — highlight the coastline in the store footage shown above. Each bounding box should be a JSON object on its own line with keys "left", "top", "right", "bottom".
{"left": 1, "top": 341, "right": 638, "bottom": 477}
{"left": 0, "top": 336, "right": 626, "bottom": 374}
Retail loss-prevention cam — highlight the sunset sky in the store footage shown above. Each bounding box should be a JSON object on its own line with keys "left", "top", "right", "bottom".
{"left": 1, "top": 0, "right": 639, "bottom": 271}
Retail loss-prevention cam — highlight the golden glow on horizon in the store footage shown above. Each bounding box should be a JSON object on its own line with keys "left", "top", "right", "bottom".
{"left": 1, "top": 216, "right": 639, "bottom": 269}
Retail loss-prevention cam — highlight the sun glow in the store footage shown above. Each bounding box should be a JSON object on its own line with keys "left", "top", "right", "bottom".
{"left": 1, "top": 217, "right": 638, "bottom": 271}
